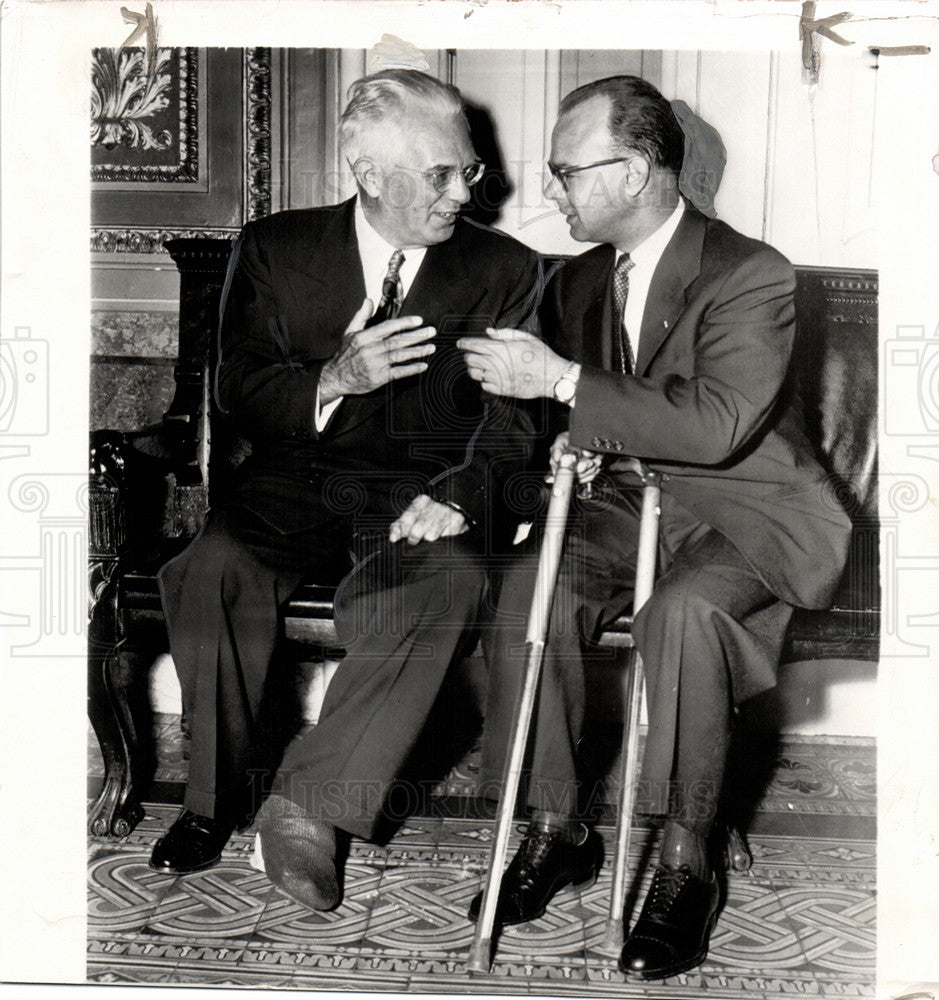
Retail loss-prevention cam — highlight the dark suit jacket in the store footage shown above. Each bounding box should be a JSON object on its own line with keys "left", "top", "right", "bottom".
{"left": 215, "top": 198, "right": 541, "bottom": 544}
{"left": 547, "top": 205, "right": 852, "bottom": 610}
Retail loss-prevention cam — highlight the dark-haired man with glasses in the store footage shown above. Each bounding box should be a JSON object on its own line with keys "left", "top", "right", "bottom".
{"left": 150, "top": 69, "right": 541, "bottom": 912}
{"left": 460, "top": 75, "right": 850, "bottom": 979}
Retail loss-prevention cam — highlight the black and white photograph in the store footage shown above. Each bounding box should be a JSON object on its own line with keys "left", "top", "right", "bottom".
{"left": 1, "top": 3, "right": 938, "bottom": 999}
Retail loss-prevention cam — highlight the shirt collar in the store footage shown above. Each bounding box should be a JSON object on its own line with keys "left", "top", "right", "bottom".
{"left": 354, "top": 197, "right": 401, "bottom": 262}
{"left": 353, "top": 197, "right": 427, "bottom": 284}
{"left": 617, "top": 198, "right": 685, "bottom": 271}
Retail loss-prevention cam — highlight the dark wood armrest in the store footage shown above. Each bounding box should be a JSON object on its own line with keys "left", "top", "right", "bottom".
{"left": 90, "top": 428, "right": 207, "bottom": 566}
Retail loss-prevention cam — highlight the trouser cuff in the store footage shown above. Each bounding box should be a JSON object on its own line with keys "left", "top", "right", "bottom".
{"left": 183, "top": 787, "right": 226, "bottom": 821}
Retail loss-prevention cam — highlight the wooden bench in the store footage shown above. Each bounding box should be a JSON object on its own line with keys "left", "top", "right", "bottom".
{"left": 88, "top": 239, "right": 879, "bottom": 838}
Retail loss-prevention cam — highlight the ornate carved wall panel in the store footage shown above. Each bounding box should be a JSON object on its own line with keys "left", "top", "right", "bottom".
{"left": 244, "top": 47, "right": 273, "bottom": 222}
{"left": 91, "top": 48, "right": 274, "bottom": 253}
{"left": 91, "top": 47, "right": 200, "bottom": 185}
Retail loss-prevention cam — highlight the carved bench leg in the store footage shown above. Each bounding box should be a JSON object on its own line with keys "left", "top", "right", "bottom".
{"left": 88, "top": 651, "right": 146, "bottom": 837}
{"left": 88, "top": 562, "right": 145, "bottom": 838}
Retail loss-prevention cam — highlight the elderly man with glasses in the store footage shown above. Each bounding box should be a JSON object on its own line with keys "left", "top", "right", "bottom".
{"left": 459, "top": 75, "right": 850, "bottom": 979}
{"left": 149, "top": 69, "right": 541, "bottom": 911}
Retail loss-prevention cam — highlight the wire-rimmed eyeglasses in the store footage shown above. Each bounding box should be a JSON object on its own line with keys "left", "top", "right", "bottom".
{"left": 393, "top": 159, "right": 486, "bottom": 192}
{"left": 547, "top": 156, "right": 633, "bottom": 191}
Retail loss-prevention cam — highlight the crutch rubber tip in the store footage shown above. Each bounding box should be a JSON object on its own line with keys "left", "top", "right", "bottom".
{"left": 597, "top": 920, "right": 625, "bottom": 956}
{"left": 466, "top": 939, "right": 492, "bottom": 974}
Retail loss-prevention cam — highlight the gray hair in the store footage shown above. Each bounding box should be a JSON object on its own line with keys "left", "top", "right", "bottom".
{"left": 339, "top": 69, "right": 467, "bottom": 164}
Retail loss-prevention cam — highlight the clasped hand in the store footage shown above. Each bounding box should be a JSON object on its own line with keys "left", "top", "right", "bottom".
{"left": 389, "top": 494, "right": 468, "bottom": 546}
{"left": 547, "top": 431, "right": 602, "bottom": 486}
{"left": 318, "top": 298, "right": 436, "bottom": 403}
{"left": 457, "top": 327, "right": 567, "bottom": 399}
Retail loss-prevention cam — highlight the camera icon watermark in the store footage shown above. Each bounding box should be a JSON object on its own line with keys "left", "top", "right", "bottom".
{"left": 0, "top": 326, "right": 49, "bottom": 436}
{"left": 883, "top": 323, "right": 939, "bottom": 436}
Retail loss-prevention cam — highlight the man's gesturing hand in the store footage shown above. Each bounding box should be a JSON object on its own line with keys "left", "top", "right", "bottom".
{"left": 318, "top": 298, "right": 436, "bottom": 404}
{"left": 458, "top": 327, "right": 568, "bottom": 399}
{"left": 389, "top": 494, "right": 468, "bottom": 546}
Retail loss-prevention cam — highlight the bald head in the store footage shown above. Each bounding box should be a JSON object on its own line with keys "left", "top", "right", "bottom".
{"left": 559, "top": 75, "right": 684, "bottom": 176}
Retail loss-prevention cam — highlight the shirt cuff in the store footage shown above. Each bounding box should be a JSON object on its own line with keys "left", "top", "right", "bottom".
{"left": 314, "top": 385, "right": 344, "bottom": 433}
{"left": 437, "top": 498, "right": 477, "bottom": 530}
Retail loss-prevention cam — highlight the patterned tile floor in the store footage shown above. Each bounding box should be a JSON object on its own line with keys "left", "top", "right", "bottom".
{"left": 88, "top": 808, "right": 875, "bottom": 996}
{"left": 88, "top": 725, "right": 876, "bottom": 997}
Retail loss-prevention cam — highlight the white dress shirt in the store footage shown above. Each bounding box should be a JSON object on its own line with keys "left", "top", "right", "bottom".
{"left": 314, "top": 199, "right": 428, "bottom": 431}
{"left": 617, "top": 198, "right": 685, "bottom": 367}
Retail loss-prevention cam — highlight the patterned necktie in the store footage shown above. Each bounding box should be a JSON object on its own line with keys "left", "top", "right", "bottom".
{"left": 366, "top": 250, "right": 406, "bottom": 328}
{"left": 611, "top": 253, "right": 636, "bottom": 375}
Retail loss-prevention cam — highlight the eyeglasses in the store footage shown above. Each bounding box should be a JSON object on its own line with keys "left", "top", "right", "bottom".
{"left": 547, "top": 156, "right": 633, "bottom": 191}
{"left": 393, "top": 160, "right": 485, "bottom": 192}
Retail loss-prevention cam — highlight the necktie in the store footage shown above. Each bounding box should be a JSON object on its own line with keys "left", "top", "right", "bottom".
{"left": 365, "top": 250, "right": 406, "bottom": 328}
{"left": 611, "top": 253, "right": 636, "bottom": 375}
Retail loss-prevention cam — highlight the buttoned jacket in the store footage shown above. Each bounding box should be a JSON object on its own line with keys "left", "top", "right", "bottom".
{"left": 215, "top": 198, "right": 542, "bottom": 541}
{"left": 548, "top": 205, "right": 851, "bottom": 609}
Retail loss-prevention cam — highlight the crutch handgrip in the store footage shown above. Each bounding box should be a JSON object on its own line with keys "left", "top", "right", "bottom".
{"left": 467, "top": 449, "right": 579, "bottom": 974}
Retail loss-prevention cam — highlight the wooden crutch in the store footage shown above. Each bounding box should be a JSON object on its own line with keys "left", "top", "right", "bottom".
{"left": 467, "top": 448, "right": 579, "bottom": 975}
{"left": 599, "top": 457, "right": 661, "bottom": 954}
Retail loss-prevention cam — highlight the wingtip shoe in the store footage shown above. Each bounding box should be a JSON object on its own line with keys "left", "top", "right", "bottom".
{"left": 257, "top": 794, "right": 342, "bottom": 911}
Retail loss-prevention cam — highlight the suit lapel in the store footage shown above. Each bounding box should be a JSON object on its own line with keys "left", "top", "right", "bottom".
{"left": 401, "top": 234, "right": 476, "bottom": 324}
{"left": 302, "top": 200, "right": 377, "bottom": 437}
{"left": 328, "top": 219, "right": 478, "bottom": 439}
{"left": 566, "top": 246, "right": 614, "bottom": 369}
{"left": 300, "top": 199, "right": 365, "bottom": 322}
{"left": 304, "top": 208, "right": 480, "bottom": 329}
{"left": 635, "top": 207, "right": 707, "bottom": 375}
{"left": 598, "top": 273, "right": 614, "bottom": 370}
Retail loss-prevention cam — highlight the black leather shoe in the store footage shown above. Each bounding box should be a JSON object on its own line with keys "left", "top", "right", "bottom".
{"left": 149, "top": 810, "right": 235, "bottom": 874}
{"left": 619, "top": 864, "right": 720, "bottom": 979}
{"left": 257, "top": 794, "right": 342, "bottom": 911}
{"left": 468, "top": 824, "right": 603, "bottom": 925}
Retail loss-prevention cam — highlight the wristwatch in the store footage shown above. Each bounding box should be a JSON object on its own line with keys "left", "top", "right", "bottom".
{"left": 553, "top": 361, "right": 581, "bottom": 405}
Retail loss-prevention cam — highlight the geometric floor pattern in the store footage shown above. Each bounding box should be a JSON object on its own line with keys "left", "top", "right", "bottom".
{"left": 88, "top": 803, "right": 875, "bottom": 997}
{"left": 89, "top": 719, "right": 876, "bottom": 995}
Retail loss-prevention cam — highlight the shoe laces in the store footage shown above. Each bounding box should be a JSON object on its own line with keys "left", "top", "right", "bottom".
{"left": 644, "top": 864, "right": 694, "bottom": 921}
{"left": 511, "top": 826, "right": 560, "bottom": 891}
{"left": 180, "top": 811, "right": 214, "bottom": 832}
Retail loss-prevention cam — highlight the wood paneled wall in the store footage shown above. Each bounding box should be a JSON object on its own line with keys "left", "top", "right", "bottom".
{"left": 269, "top": 48, "right": 875, "bottom": 266}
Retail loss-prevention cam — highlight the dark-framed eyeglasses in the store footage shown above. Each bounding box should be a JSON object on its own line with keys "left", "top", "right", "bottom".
{"left": 547, "top": 156, "right": 633, "bottom": 191}
{"left": 394, "top": 159, "right": 486, "bottom": 192}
